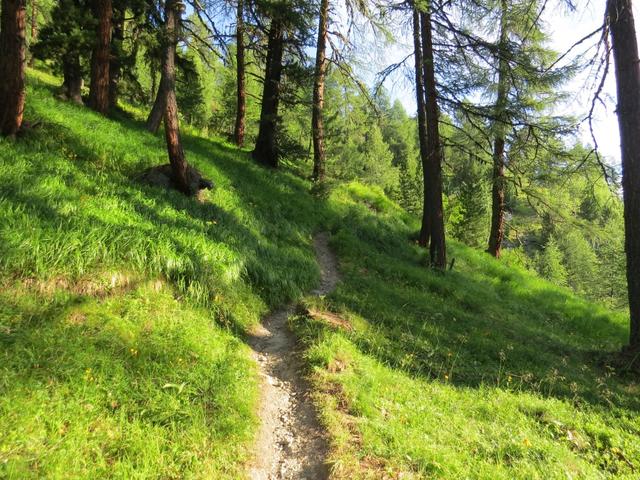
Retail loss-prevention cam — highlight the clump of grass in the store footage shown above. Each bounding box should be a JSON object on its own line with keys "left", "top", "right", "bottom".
{"left": 293, "top": 182, "right": 640, "bottom": 479}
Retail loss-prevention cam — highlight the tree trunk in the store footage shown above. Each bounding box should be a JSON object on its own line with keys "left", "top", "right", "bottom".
{"left": 162, "top": 0, "right": 191, "bottom": 195}
{"left": 0, "top": 0, "right": 27, "bottom": 137}
{"left": 608, "top": 0, "right": 640, "bottom": 351}
{"left": 27, "top": 0, "right": 36, "bottom": 67}
{"left": 420, "top": 9, "right": 446, "bottom": 269}
{"left": 234, "top": 0, "right": 246, "bottom": 147}
{"left": 147, "top": 82, "right": 166, "bottom": 133}
{"left": 109, "top": 6, "right": 124, "bottom": 110}
{"left": 252, "top": 19, "right": 284, "bottom": 168}
{"left": 62, "top": 54, "right": 84, "bottom": 104}
{"left": 88, "top": 0, "right": 112, "bottom": 114}
{"left": 312, "top": 0, "right": 329, "bottom": 182}
{"left": 487, "top": 0, "right": 509, "bottom": 258}
{"left": 413, "top": 7, "right": 431, "bottom": 246}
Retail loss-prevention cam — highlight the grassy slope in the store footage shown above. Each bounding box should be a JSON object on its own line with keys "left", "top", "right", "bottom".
{"left": 2, "top": 70, "right": 638, "bottom": 480}
{"left": 0, "top": 70, "right": 326, "bottom": 478}
{"left": 294, "top": 184, "right": 640, "bottom": 479}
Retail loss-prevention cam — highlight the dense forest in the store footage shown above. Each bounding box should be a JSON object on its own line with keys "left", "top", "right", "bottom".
{"left": 1, "top": 0, "right": 640, "bottom": 478}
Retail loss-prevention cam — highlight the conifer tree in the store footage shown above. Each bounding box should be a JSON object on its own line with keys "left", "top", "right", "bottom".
{"left": 87, "top": 0, "right": 112, "bottom": 114}
{"left": 607, "top": 0, "right": 640, "bottom": 352}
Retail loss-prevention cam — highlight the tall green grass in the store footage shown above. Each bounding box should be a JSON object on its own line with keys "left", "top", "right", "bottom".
{"left": 294, "top": 182, "right": 640, "bottom": 479}
{"left": 0, "top": 70, "right": 327, "bottom": 478}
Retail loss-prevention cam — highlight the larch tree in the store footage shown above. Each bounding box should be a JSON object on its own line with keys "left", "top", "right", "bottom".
{"left": 487, "top": 0, "right": 509, "bottom": 258}
{"left": 311, "top": 0, "right": 329, "bottom": 182}
{"left": 32, "top": 0, "right": 94, "bottom": 105}
{"left": 253, "top": 13, "right": 285, "bottom": 167}
{"left": 162, "top": 0, "right": 192, "bottom": 194}
{"left": 607, "top": 0, "right": 640, "bottom": 352}
{"left": 0, "top": 0, "right": 27, "bottom": 136}
{"left": 414, "top": 3, "right": 446, "bottom": 269}
{"left": 88, "top": 0, "right": 112, "bottom": 114}
{"left": 412, "top": 7, "right": 430, "bottom": 248}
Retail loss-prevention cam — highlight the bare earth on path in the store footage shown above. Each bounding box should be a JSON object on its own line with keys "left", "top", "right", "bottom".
{"left": 247, "top": 233, "right": 339, "bottom": 480}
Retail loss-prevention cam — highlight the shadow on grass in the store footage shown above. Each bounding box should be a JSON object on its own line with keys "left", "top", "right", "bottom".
{"left": 324, "top": 203, "right": 640, "bottom": 414}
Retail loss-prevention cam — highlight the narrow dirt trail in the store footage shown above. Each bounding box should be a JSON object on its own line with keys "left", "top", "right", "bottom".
{"left": 247, "top": 233, "right": 339, "bottom": 480}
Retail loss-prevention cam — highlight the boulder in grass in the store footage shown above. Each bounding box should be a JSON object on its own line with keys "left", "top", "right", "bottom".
{"left": 138, "top": 164, "right": 213, "bottom": 195}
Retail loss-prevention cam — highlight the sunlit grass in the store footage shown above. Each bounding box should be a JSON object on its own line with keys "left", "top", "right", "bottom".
{"left": 0, "top": 70, "right": 326, "bottom": 478}
{"left": 294, "top": 182, "right": 640, "bottom": 479}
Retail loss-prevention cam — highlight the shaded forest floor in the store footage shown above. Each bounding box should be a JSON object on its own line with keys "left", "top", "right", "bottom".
{"left": 0, "top": 70, "right": 638, "bottom": 479}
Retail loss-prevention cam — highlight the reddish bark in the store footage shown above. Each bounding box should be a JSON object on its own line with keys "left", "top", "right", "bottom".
{"left": 88, "top": 0, "right": 112, "bottom": 114}
{"left": 488, "top": 137, "right": 506, "bottom": 258}
{"left": 312, "top": 0, "right": 329, "bottom": 182}
{"left": 487, "top": 0, "right": 509, "bottom": 258}
{"left": 162, "top": 0, "right": 191, "bottom": 195}
{"left": 608, "top": 0, "right": 640, "bottom": 350}
{"left": 234, "top": 0, "right": 246, "bottom": 147}
{"left": 0, "top": 0, "right": 27, "bottom": 137}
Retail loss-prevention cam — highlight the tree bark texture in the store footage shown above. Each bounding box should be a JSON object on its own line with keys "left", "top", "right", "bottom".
{"left": 487, "top": 0, "right": 509, "bottom": 258}
{"left": 88, "top": 0, "right": 112, "bottom": 114}
{"left": 413, "top": 8, "right": 431, "bottom": 246}
{"left": 147, "top": 81, "right": 166, "bottom": 133}
{"left": 608, "top": 0, "right": 640, "bottom": 350}
{"left": 0, "top": 0, "right": 27, "bottom": 136}
{"left": 162, "top": 0, "right": 191, "bottom": 195}
{"left": 420, "top": 9, "right": 447, "bottom": 269}
{"left": 312, "top": 0, "right": 329, "bottom": 182}
{"left": 234, "top": 0, "right": 246, "bottom": 146}
{"left": 252, "top": 19, "right": 284, "bottom": 168}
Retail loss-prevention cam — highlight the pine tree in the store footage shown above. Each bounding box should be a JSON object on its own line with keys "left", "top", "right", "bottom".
{"left": 87, "top": 0, "right": 112, "bottom": 114}
{"left": 607, "top": 0, "right": 640, "bottom": 352}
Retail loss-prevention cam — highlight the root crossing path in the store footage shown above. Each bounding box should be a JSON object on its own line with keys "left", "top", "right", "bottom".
{"left": 248, "top": 233, "right": 339, "bottom": 480}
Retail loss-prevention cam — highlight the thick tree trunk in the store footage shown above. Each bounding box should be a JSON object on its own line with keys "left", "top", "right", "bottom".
{"left": 234, "top": 0, "right": 246, "bottom": 147}
{"left": 312, "top": 0, "right": 329, "bottom": 182}
{"left": 109, "top": 7, "right": 124, "bottom": 110}
{"left": 0, "top": 0, "right": 27, "bottom": 137}
{"left": 27, "top": 0, "right": 36, "bottom": 66}
{"left": 88, "top": 0, "right": 112, "bottom": 114}
{"left": 487, "top": 0, "right": 509, "bottom": 258}
{"left": 62, "top": 54, "right": 84, "bottom": 104}
{"left": 162, "top": 0, "right": 191, "bottom": 195}
{"left": 420, "top": 9, "right": 446, "bottom": 269}
{"left": 413, "top": 8, "right": 431, "bottom": 246}
{"left": 252, "top": 19, "right": 284, "bottom": 168}
{"left": 608, "top": 0, "right": 640, "bottom": 351}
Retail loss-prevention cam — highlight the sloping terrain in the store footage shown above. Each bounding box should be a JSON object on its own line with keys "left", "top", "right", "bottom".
{"left": 0, "top": 70, "right": 326, "bottom": 479}
{"left": 1, "top": 71, "right": 638, "bottom": 480}
{"left": 294, "top": 184, "right": 639, "bottom": 479}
